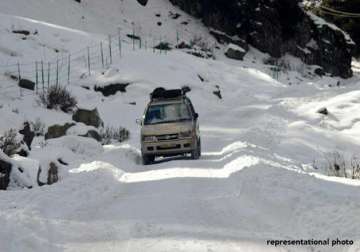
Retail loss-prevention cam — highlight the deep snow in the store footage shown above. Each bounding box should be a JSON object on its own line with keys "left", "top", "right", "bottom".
{"left": 0, "top": 0, "right": 360, "bottom": 251}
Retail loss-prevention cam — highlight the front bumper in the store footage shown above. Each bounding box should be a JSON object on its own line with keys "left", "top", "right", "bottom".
{"left": 142, "top": 138, "right": 195, "bottom": 156}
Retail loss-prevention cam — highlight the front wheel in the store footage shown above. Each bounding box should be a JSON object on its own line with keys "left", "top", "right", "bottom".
{"left": 142, "top": 154, "right": 155, "bottom": 165}
{"left": 191, "top": 138, "right": 201, "bottom": 160}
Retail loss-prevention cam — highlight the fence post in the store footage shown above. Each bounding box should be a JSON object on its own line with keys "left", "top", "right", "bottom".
{"left": 87, "top": 47, "right": 91, "bottom": 75}
{"left": 176, "top": 30, "right": 179, "bottom": 46}
{"left": 35, "top": 61, "right": 38, "bottom": 94}
{"left": 153, "top": 38, "right": 155, "bottom": 53}
{"left": 41, "top": 60, "right": 45, "bottom": 92}
{"left": 100, "top": 42, "right": 104, "bottom": 68}
{"left": 68, "top": 54, "right": 71, "bottom": 85}
{"left": 108, "top": 35, "right": 113, "bottom": 65}
{"left": 118, "top": 28, "right": 122, "bottom": 58}
{"left": 17, "top": 62, "right": 22, "bottom": 97}
{"left": 56, "top": 59, "right": 59, "bottom": 87}
{"left": 132, "top": 23, "right": 136, "bottom": 51}
{"left": 47, "top": 62, "right": 50, "bottom": 89}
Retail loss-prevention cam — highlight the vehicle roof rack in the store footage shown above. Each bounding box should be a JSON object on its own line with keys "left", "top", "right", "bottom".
{"left": 150, "top": 87, "right": 190, "bottom": 101}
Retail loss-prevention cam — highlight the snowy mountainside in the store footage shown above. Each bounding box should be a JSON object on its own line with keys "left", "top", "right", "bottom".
{"left": 0, "top": 0, "right": 360, "bottom": 252}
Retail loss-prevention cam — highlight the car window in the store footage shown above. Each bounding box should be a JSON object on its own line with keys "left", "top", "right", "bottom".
{"left": 144, "top": 102, "right": 191, "bottom": 125}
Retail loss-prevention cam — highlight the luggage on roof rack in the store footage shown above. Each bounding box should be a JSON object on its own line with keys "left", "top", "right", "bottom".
{"left": 150, "top": 87, "right": 188, "bottom": 101}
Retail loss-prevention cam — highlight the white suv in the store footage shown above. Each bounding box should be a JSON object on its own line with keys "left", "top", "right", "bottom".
{"left": 138, "top": 88, "right": 201, "bottom": 165}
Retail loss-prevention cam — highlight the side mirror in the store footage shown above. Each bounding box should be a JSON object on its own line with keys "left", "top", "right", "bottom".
{"left": 194, "top": 113, "right": 199, "bottom": 120}
{"left": 136, "top": 119, "right": 142, "bottom": 125}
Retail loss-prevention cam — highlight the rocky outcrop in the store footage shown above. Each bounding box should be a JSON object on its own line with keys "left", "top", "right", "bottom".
{"left": 18, "top": 79, "right": 35, "bottom": 91}
{"left": 94, "top": 83, "right": 130, "bottom": 97}
{"left": 225, "top": 44, "right": 247, "bottom": 60}
{"left": 72, "top": 108, "right": 103, "bottom": 128}
{"left": 169, "top": 0, "right": 353, "bottom": 78}
{"left": 0, "top": 157, "right": 11, "bottom": 190}
{"left": 80, "top": 130, "right": 102, "bottom": 142}
{"left": 45, "top": 123, "right": 75, "bottom": 140}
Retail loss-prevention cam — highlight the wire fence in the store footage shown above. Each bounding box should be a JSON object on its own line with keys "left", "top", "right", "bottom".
{"left": 0, "top": 29, "right": 173, "bottom": 99}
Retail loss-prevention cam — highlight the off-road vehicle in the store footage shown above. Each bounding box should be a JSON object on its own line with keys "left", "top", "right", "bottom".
{"left": 138, "top": 87, "right": 201, "bottom": 165}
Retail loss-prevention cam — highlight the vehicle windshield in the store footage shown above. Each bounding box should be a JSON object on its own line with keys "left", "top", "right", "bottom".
{"left": 144, "top": 102, "right": 191, "bottom": 125}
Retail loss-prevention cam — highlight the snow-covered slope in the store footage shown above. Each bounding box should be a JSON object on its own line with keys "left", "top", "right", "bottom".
{"left": 1, "top": 1, "right": 360, "bottom": 252}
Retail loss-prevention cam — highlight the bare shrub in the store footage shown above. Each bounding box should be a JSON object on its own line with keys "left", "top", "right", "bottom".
{"left": 190, "top": 35, "right": 211, "bottom": 52}
{"left": 31, "top": 118, "right": 46, "bottom": 136}
{"left": 350, "top": 156, "right": 360, "bottom": 180}
{"left": 0, "top": 129, "right": 21, "bottom": 156}
{"left": 38, "top": 85, "right": 77, "bottom": 113}
{"left": 325, "top": 151, "right": 347, "bottom": 178}
{"left": 100, "top": 126, "right": 130, "bottom": 145}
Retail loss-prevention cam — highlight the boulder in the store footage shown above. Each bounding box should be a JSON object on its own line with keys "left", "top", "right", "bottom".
{"left": 136, "top": 0, "right": 148, "bottom": 6}
{"left": 317, "top": 107, "right": 328, "bottom": 116}
{"left": 94, "top": 83, "right": 130, "bottom": 97}
{"left": 80, "top": 130, "right": 102, "bottom": 142}
{"left": 210, "top": 30, "right": 249, "bottom": 52}
{"left": 18, "top": 79, "right": 35, "bottom": 91}
{"left": 45, "top": 123, "right": 75, "bottom": 140}
{"left": 47, "top": 162, "right": 58, "bottom": 185}
{"left": 12, "top": 30, "right": 30, "bottom": 36}
{"left": 0, "top": 157, "right": 11, "bottom": 190}
{"left": 225, "top": 44, "right": 247, "bottom": 60}
{"left": 72, "top": 108, "right": 103, "bottom": 128}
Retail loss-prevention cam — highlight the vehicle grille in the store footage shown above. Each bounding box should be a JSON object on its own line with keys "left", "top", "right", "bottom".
{"left": 156, "top": 134, "right": 179, "bottom": 141}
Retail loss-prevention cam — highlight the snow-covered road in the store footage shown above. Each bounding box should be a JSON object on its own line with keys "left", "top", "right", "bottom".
{"left": 0, "top": 0, "right": 360, "bottom": 251}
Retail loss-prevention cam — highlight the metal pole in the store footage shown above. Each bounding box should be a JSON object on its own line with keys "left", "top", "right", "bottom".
{"left": 108, "top": 35, "right": 112, "bottom": 65}
{"left": 41, "top": 60, "right": 44, "bottom": 92}
{"left": 35, "top": 61, "right": 38, "bottom": 94}
{"left": 68, "top": 54, "right": 71, "bottom": 85}
{"left": 17, "top": 62, "right": 22, "bottom": 97}
{"left": 100, "top": 42, "right": 104, "bottom": 68}
{"left": 47, "top": 62, "right": 50, "bottom": 89}
{"left": 132, "top": 24, "right": 135, "bottom": 51}
{"left": 56, "top": 59, "right": 59, "bottom": 87}
{"left": 118, "top": 28, "right": 122, "bottom": 58}
{"left": 87, "top": 47, "right": 91, "bottom": 75}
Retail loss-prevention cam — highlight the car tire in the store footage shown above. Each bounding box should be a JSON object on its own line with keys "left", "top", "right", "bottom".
{"left": 191, "top": 139, "right": 201, "bottom": 160}
{"left": 142, "top": 154, "right": 155, "bottom": 165}
{"left": 198, "top": 138, "right": 201, "bottom": 157}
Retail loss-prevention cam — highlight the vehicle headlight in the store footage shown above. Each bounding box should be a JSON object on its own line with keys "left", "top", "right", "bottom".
{"left": 180, "top": 130, "right": 192, "bottom": 138}
{"left": 143, "top": 135, "right": 157, "bottom": 142}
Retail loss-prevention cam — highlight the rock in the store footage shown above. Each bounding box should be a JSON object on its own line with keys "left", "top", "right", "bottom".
{"left": 154, "top": 42, "right": 172, "bottom": 50}
{"left": 225, "top": 44, "right": 247, "bottom": 60}
{"left": 317, "top": 107, "right": 328, "bottom": 116}
{"left": 19, "top": 122, "right": 35, "bottom": 150}
{"left": 12, "top": 30, "right": 30, "bottom": 36}
{"left": 72, "top": 108, "right": 103, "bottom": 128}
{"left": 127, "top": 34, "right": 141, "bottom": 41}
{"left": 45, "top": 123, "right": 75, "bottom": 140}
{"left": 210, "top": 30, "right": 249, "bottom": 52}
{"left": 94, "top": 83, "right": 130, "bottom": 97}
{"left": 136, "top": 0, "right": 148, "bottom": 6}
{"left": 169, "top": 0, "right": 353, "bottom": 78}
{"left": 176, "top": 41, "right": 192, "bottom": 49}
{"left": 81, "top": 130, "right": 102, "bottom": 142}
{"left": 18, "top": 79, "right": 35, "bottom": 91}
{"left": 314, "top": 68, "right": 325, "bottom": 77}
{"left": 0, "top": 157, "right": 11, "bottom": 190}
{"left": 47, "top": 162, "right": 58, "bottom": 185}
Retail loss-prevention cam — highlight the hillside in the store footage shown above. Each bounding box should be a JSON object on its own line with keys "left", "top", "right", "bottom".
{"left": 0, "top": 1, "right": 360, "bottom": 251}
